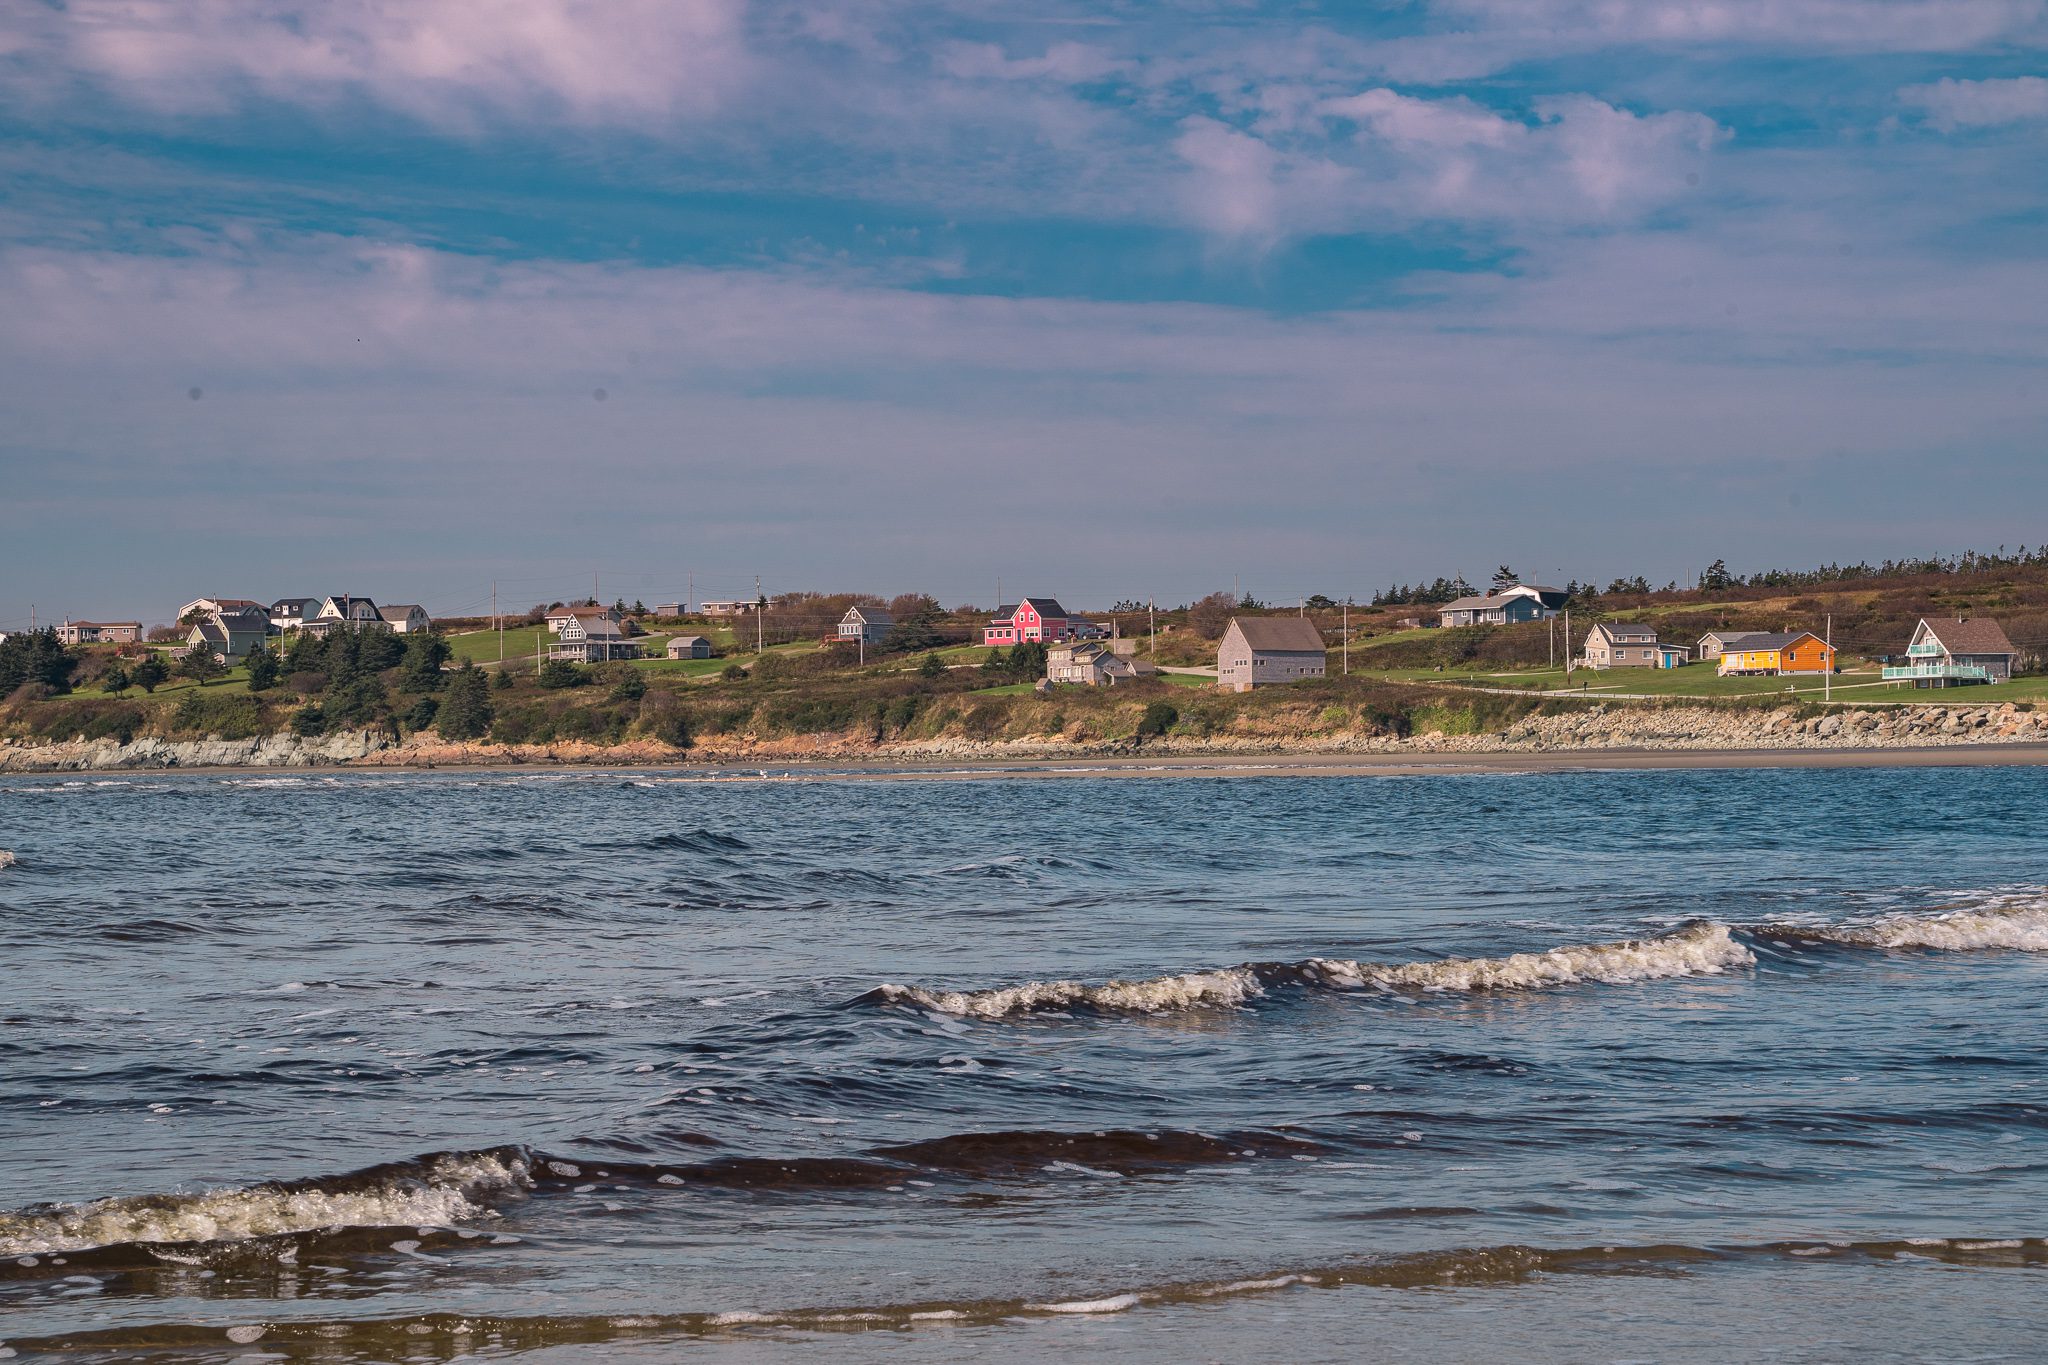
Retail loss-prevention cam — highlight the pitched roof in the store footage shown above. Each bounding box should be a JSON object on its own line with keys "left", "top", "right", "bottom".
{"left": 1438, "top": 594, "right": 1505, "bottom": 612}
{"left": 1226, "top": 616, "right": 1326, "bottom": 652}
{"left": 844, "top": 606, "right": 894, "bottom": 624}
{"left": 667, "top": 634, "right": 709, "bottom": 646}
{"left": 1589, "top": 622, "right": 1656, "bottom": 640}
{"left": 1725, "top": 631, "right": 1822, "bottom": 651}
{"left": 1921, "top": 617, "right": 2017, "bottom": 656}
{"left": 378, "top": 604, "right": 425, "bottom": 621}
{"left": 1697, "top": 630, "right": 1762, "bottom": 643}
{"left": 1017, "top": 596, "right": 1069, "bottom": 617}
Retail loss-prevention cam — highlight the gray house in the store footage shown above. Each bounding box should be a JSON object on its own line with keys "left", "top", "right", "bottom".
{"left": 1047, "top": 639, "right": 1157, "bottom": 686}
{"left": 1437, "top": 584, "right": 1567, "bottom": 628}
{"left": 1218, "top": 617, "right": 1327, "bottom": 692}
{"left": 1884, "top": 617, "right": 2019, "bottom": 688}
{"left": 666, "top": 635, "right": 713, "bottom": 659}
{"left": 838, "top": 606, "right": 895, "bottom": 646}
{"left": 1695, "top": 630, "right": 1760, "bottom": 662}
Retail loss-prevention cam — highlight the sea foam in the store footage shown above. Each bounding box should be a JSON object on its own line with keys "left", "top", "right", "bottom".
{"left": 867, "top": 923, "right": 1752, "bottom": 1019}
{"left": 0, "top": 1149, "right": 531, "bottom": 1256}
{"left": 1783, "top": 898, "right": 2048, "bottom": 953}
{"left": 871, "top": 968, "right": 1262, "bottom": 1019}
{"left": 1302, "top": 922, "right": 1754, "bottom": 992}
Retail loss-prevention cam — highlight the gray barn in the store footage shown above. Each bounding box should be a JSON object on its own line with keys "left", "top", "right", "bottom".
{"left": 1218, "top": 617, "right": 1327, "bottom": 692}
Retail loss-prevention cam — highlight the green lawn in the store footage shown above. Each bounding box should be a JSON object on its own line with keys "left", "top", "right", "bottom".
{"left": 969, "top": 682, "right": 1038, "bottom": 696}
{"left": 1158, "top": 671, "right": 1216, "bottom": 688}
{"left": 1362, "top": 664, "right": 2048, "bottom": 705}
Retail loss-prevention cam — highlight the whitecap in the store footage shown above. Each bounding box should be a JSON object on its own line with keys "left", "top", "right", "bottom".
{"left": 871, "top": 968, "right": 1262, "bottom": 1019}
{"left": 1304, "top": 922, "right": 1753, "bottom": 992}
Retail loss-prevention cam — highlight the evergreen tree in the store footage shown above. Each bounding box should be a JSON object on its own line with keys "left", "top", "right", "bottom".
{"left": 1492, "top": 565, "right": 1518, "bottom": 590}
{"left": 245, "top": 644, "right": 280, "bottom": 692}
{"left": 437, "top": 662, "right": 493, "bottom": 740}
{"left": 132, "top": 654, "right": 169, "bottom": 693}
{"left": 0, "top": 628, "right": 79, "bottom": 694}
{"left": 919, "top": 651, "right": 946, "bottom": 678}
{"left": 179, "top": 644, "right": 226, "bottom": 687}
{"left": 102, "top": 662, "right": 130, "bottom": 696}
{"left": 397, "top": 633, "right": 451, "bottom": 693}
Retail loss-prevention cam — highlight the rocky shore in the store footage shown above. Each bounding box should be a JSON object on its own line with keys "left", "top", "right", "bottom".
{"left": 3, "top": 701, "right": 2044, "bottom": 773}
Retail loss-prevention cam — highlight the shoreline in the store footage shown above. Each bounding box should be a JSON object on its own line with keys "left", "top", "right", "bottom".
{"left": 9, "top": 742, "right": 2048, "bottom": 782}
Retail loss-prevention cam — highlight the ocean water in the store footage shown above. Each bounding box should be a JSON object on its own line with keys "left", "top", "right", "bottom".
{"left": 1, "top": 764, "right": 2044, "bottom": 1362}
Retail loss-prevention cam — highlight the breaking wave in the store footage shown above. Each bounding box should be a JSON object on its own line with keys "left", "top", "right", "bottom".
{"left": 865, "top": 968, "right": 1262, "bottom": 1018}
{"left": 1760, "top": 897, "right": 2048, "bottom": 953}
{"left": 866, "top": 923, "right": 1750, "bottom": 1019}
{"left": 0, "top": 1149, "right": 532, "bottom": 1258}
{"left": 1299, "top": 921, "right": 1753, "bottom": 992}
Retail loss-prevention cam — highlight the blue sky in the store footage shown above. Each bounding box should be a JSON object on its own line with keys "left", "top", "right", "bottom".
{"left": 2, "top": 0, "right": 2045, "bottom": 625}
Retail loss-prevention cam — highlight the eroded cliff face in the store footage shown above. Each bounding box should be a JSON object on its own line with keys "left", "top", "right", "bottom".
{"left": 2, "top": 701, "right": 2043, "bottom": 772}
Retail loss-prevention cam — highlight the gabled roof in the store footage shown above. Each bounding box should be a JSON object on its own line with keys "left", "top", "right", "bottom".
{"left": 271, "top": 597, "right": 319, "bottom": 612}
{"left": 1438, "top": 594, "right": 1505, "bottom": 612}
{"left": 1225, "top": 616, "right": 1326, "bottom": 653}
{"left": 1697, "top": 629, "right": 1762, "bottom": 643}
{"left": 1589, "top": 621, "right": 1656, "bottom": 640}
{"left": 1726, "top": 631, "right": 1823, "bottom": 651}
{"left": 1017, "top": 596, "right": 1069, "bottom": 617}
{"left": 843, "top": 606, "right": 894, "bottom": 624}
{"left": 1919, "top": 617, "right": 2017, "bottom": 656}
{"left": 667, "top": 634, "right": 709, "bottom": 646}
{"left": 378, "top": 604, "right": 425, "bottom": 622}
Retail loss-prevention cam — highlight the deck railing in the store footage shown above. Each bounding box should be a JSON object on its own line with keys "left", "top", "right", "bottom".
{"left": 1881, "top": 663, "right": 1990, "bottom": 683}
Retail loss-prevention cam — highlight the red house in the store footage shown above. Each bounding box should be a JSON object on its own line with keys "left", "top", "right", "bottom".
{"left": 983, "top": 597, "right": 1102, "bottom": 646}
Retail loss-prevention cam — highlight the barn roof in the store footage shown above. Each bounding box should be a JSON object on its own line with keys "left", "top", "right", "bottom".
{"left": 1227, "top": 616, "right": 1325, "bottom": 652}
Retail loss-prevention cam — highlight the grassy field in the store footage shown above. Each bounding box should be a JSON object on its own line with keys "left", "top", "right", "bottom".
{"left": 1364, "top": 664, "right": 2048, "bottom": 705}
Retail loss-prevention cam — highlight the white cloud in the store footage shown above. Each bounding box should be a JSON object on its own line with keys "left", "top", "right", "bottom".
{"left": 43, "top": 0, "right": 750, "bottom": 125}
{"left": 1318, "top": 89, "right": 1520, "bottom": 148}
{"left": 1899, "top": 75, "right": 2048, "bottom": 129}
{"left": 1309, "top": 90, "right": 1726, "bottom": 223}
{"left": 1171, "top": 117, "right": 1285, "bottom": 241}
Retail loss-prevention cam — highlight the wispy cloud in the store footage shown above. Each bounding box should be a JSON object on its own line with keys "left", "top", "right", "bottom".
{"left": 31, "top": 0, "right": 750, "bottom": 124}
{"left": 1898, "top": 75, "right": 2048, "bottom": 129}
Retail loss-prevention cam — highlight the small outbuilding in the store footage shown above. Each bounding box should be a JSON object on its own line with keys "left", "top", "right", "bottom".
{"left": 1717, "top": 631, "right": 1835, "bottom": 676}
{"left": 1217, "top": 617, "right": 1326, "bottom": 692}
{"left": 666, "top": 635, "right": 713, "bottom": 659}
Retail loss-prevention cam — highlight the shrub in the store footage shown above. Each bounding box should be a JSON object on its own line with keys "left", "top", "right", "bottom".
{"left": 403, "top": 697, "right": 440, "bottom": 732}
{"left": 539, "top": 660, "right": 587, "bottom": 689}
{"left": 291, "top": 705, "right": 328, "bottom": 737}
{"left": 171, "top": 690, "right": 264, "bottom": 740}
{"left": 288, "top": 671, "right": 327, "bottom": 696}
{"left": 1136, "top": 701, "right": 1178, "bottom": 739}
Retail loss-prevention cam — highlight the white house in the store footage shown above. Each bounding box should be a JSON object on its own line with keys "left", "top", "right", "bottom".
{"left": 545, "top": 605, "right": 621, "bottom": 635}
{"left": 270, "top": 597, "right": 322, "bottom": 632}
{"left": 1047, "top": 639, "right": 1157, "bottom": 686}
{"left": 377, "top": 604, "right": 432, "bottom": 634}
{"left": 1438, "top": 584, "right": 1568, "bottom": 628}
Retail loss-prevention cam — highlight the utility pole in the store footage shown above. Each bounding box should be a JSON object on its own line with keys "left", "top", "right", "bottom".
{"left": 755, "top": 574, "right": 764, "bottom": 654}
{"left": 688, "top": 570, "right": 695, "bottom": 615}
{"left": 1825, "top": 613, "right": 1832, "bottom": 704}
{"left": 1148, "top": 598, "right": 1156, "bottom": 658}
{"left": 1564, "top": 609, "right": 1572, "bottom": 680}
{"left": 1343, "top": 599, "right": 1350, "bottom": 675}
{"left": 593, "top": 570, "right": 599, "bottom": 607}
